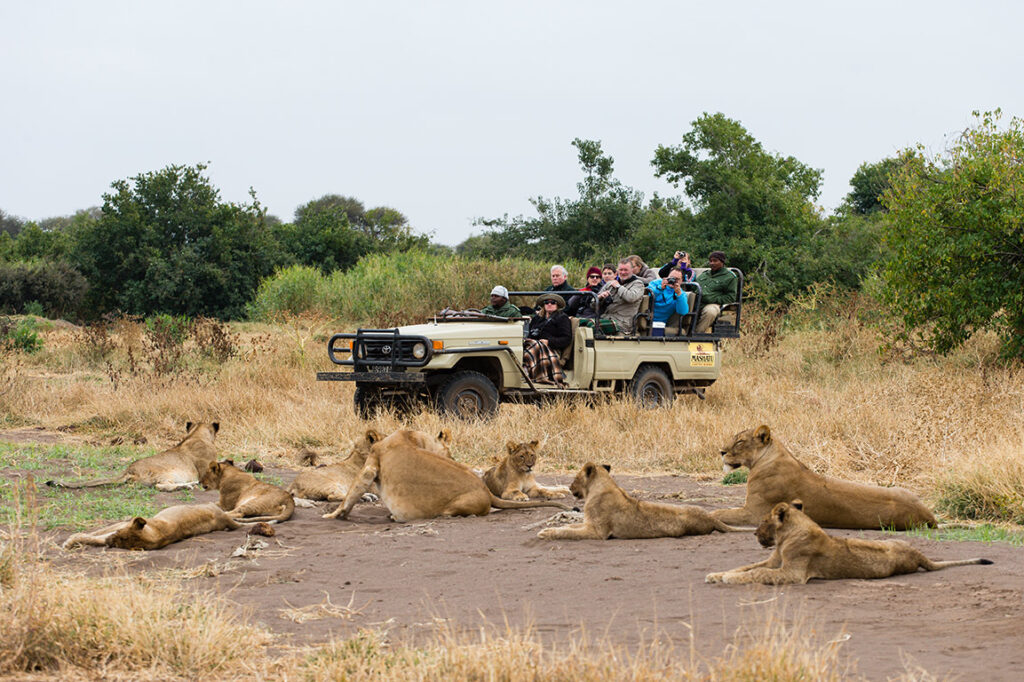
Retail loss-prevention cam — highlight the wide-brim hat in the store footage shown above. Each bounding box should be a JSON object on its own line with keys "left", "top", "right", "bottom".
{"left": 535, "top": 293, "right": 565, "bottom": 309}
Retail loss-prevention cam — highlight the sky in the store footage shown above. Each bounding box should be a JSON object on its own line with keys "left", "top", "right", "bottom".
{"left": 2, "top": 1, "right": 1022, "bottom": 246}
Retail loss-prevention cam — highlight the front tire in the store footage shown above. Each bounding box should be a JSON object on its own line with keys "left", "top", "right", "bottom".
{"left": 435, "top": 371, "right": 499, "bottom": 419}
{"left": 629, "top": 365, "right": 674, "bottom": 409}
{"left": 354, "top": 386, "right": 421, "bottom": 419}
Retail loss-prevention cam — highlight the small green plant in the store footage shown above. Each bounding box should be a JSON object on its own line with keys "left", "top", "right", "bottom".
{"left": 22, "top": 300, "right": 45, "bottom": 317}
{"left": 722, "top": 468, "right": 748, "bottom": 485}
{"left": 0, "top": 316, "right": 43, "bottom": 353}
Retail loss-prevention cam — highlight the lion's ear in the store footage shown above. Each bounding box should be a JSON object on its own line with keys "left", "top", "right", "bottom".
{"left": 437, "top": 428, "right": 453, "bottom": 445}
{"left": 208, "top": 461, "right": 220, "bottom": 473}
{"left": 131, "top": 517, "right": 147, "bottom": 529}
{"left": 601, "top": 464, "right": 612, "bottom": 473}
{"left": 186, "top": 421, "right": 194, "bottom": 432}
{"left": 529, "top": 439, "right": 539, "bottom": 449}
{"left": 223, "top": 459, "right": 234, "bottom": 467}
{"left": 755, "top": 425, "right": 772, "bottom": 444}
{"left": 506, "top": 440, "right": 519, "bottom": 454}
{"left": 583, "top": 463, "right": 595, "bottom": 477}
{"left": 212, "top": 422, "right": 220, "bottom": 433}
{"left": 366, "top": 429, "right": 383, "bottom": 444}
{"left": 791, "top": 499, "right": 803, "bottom": 511}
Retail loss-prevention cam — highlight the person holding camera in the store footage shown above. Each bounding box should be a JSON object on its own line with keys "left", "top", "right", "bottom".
{"left": 647, "top": 266, "right": 690, "bottom": 336}
{"left": 523, "top": 293, "right": 571, "bottom": 385}
{"left": 657, "top": 251, "right": 695, "bottom": 282}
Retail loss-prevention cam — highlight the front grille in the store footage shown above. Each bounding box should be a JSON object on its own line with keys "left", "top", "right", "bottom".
{"left": 359, "top": 339, "right": 416, "bottom": 362}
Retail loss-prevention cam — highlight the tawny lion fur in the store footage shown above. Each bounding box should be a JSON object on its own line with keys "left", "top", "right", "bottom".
{"left": 538, "top": 463, "right": 745, "bottom": 540}
{"left": 706, "top": 500, "right": 991, "bottom": 585}
{"left": 61, "top": 503, "right": 242, "bottom": 551}
{"left": 47, "top": 422, "right": 220, "bottom": 492}
{"left": 323, "top": 429, "right": 571, "bottom": 522}
{"left": 712, "top": 425, "right": 937, "bottom": 530}
{"left": 483, "top": 440, "right": 570, "bottom": 501}
{"left": 200, "top": 460, "right": 295, "bottom": 523}
{"left": 288, "top": 428, "right": 453, "bottom": 502}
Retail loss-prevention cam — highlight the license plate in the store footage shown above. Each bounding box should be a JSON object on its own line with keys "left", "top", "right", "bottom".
{"left": 369, "top": 365, "right": 390, "bottom": 373}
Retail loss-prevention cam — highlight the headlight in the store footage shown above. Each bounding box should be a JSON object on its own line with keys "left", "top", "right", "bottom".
{"left": 412, "top": 342, "right": 427, "bottom": 359}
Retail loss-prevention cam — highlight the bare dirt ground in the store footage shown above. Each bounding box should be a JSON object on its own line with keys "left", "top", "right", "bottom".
{"left": 29, "top": 459, "right": 1023, "bottom": 681}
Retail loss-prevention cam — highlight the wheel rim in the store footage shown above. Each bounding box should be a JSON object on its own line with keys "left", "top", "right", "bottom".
{"left": 640, "top": 381, "right": 665, "bottom": 407}
{"left": 453, "top": 389, "right": 484, "bottom": 415}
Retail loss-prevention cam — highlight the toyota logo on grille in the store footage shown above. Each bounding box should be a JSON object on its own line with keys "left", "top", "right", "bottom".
{"left": 381, "top": 344, "right": 392, "bottom": 355}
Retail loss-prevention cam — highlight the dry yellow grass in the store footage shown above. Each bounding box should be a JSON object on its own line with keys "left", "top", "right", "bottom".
{"left": 4, "top": 311, "right": 1022, "bottom": 507}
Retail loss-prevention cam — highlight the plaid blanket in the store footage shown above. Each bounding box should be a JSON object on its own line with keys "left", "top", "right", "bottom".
{"left": 522, "top": 339, "right": 566, "bottom": 386}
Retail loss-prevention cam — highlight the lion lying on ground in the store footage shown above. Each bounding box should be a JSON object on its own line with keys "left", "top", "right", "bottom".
{"left": 538, "top": 463, "right": 745, "bottom": 540}
{"left": 200, "top": 461, "right": 295, "bottom": 523}
{"left": 61, "top": 503, "right": 242, "bottom": 550}
{"left": 288, "top": 428, "right": 453, "bottom": 502}
{"left": 712, "top": 425, "right": 937, "bottom": 530}
{"left": 47, "top": 422, "right": 220, "bottom": 492}
{"left": 483, "top": 440, "right": 570, "bottom": 501}
{"left": 323, "top": 429, "right": 571, "bottom": 522}
{"left": 706, "top": 500, "right": 992, "bottom": 585}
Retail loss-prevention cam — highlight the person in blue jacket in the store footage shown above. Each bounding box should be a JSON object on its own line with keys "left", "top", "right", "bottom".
{"left": 647, "top": 266, "right": 689, "bottom": 335}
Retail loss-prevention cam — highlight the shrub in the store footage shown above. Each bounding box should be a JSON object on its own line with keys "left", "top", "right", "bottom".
{"left": 0, "top": 316, "right": 43, "bottom": 354}
{"left": 248, "top": 264, "right": 324, "bottom": 319}
{"left": 0, "top": 260, "right": 88, "bottom": 317}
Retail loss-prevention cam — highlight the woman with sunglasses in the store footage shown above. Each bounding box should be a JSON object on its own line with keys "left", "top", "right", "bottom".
{"left": 565, "top": 266, "right": 604, "bottom": 318}
{"left": 523, "top": 293, "right": 571, "bottom": 386}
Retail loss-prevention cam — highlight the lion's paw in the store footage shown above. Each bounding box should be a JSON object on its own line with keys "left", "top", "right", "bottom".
{"left": 705, "top": 572, "right": 725, "bottom": 584}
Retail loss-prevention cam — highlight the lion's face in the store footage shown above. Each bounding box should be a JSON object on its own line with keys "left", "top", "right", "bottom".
{"left": 755, "top": 500, "right": 804, "bottom": 548}
{"left": 106, "top": 517, "right": 148, "bottom": 549}
{"left": 199, "top": 462, "right": 225, "bottom": 490}
{"left": 568, "top": 462, "right": 611, "bottom": 499}
{"left": 720, "top": 425, "right": 772, "bottom": 472}
{"left": 505, "top": 440, "right": 539, "bottom": 474}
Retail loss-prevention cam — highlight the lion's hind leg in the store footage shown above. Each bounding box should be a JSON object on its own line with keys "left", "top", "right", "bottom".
{"left": 62, "top": 521, "right": 128, "bottom": 549}
{"left": 524, "top": 480, "right": 571, "bottom": 499}
{"left": 715, "top": 566, "right": 807, "bottom": 585}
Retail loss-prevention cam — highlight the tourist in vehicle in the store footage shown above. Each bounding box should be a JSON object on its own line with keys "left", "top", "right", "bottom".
{"left": 601, "top": 264, "right": 616, "bottom": 284}
{"left": 626, "top": 255, "right": 659, "bottom": 284}
{"left": 565, "top": 266, "right": 603, "bottom": 318}
{"left": 545, "top": 265, "right": 577, "bottom": 294}
{"left": 481, "top": 285, "right": 520, "bottom": 318}
{"left": 657, "top": 251, "right": 695, "bottom": 282}
{"left": 647, "top": 266, "right": 690, "bottom": 336}
{"left": 694, "top": 251, "right": 738, "bottom": 334}
{"left": 523, "top": 293, "right": 571, "bottom": 386}
{"left": 578, "top": 259, "right": 645, "bottom": 335}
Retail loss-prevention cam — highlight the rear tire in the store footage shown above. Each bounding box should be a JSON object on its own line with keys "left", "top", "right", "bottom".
{"left": 435, "top": 371, "right": 499, "bottom": 419}
{"left": 629, "top": 366, "right": 674, "bottom": 409}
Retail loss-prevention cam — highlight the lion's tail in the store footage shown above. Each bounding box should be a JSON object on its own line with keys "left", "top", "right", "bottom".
{"left": 236, "top": 503, "right": 294, "bottom": 524}
{"left": 921, "top": 557, "right": 993, "bottom": 571}
{"left": 488, "top": 493, "right": 571, "bottom": 512}
{"left": 46, "top": 472, "right": 130, "bottom": 489}
{"left": 713, "top": 519, "right": 754, "bottom": 533}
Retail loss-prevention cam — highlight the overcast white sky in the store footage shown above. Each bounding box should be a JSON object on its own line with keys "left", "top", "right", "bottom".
{"left": 2, "top": 1, "right": 1021, "bottom": 245}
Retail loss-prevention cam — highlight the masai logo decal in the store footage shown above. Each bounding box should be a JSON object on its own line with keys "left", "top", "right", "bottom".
{"left": 688, "top": 342, "right": 715, "bottom": 367}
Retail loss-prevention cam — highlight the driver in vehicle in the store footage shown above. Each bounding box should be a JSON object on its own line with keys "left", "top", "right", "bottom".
{"left": 481, "top": 285, "right": 520, "bottom": 318}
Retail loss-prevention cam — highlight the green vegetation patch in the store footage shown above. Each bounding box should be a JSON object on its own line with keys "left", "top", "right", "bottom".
{"left": 721, "top": 469, "right": 748, "bottom": 485}
{"left": 0, "top": 442, "right": 191, "bottom": 530}
{"left": 890, "top": 524, "right": 1024, "bottom": 547}
{"left": 933, "top": 479, "right": 1024, "bottom": 526}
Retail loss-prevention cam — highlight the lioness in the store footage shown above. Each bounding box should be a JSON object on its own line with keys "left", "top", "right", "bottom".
{"left": 706, "top": 500, "right": 992, "bottom": 585}
{"left": 712, "top": 425, "right": 937, "bottom": 530}
{"left": 288, "top": 428, "right": 453, "bottom": 502}
{"left": 483, "top": 440, "right": 570, "bottom": 501}
{"left": 538, "top": 463, "right": 745, "bottom": 540}
{"left": 322, "top": 433, "right": 572, "bottom": 522}
{"left": 47, "top": 422, "right": 220, "bottom": 492}
{"left": 200, "top": 461, "right": 295, "bottom": 523}
{"left": 61, "top": 503, "right": 242, "bottom": 550}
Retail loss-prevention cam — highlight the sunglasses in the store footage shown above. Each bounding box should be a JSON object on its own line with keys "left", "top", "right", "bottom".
{"left": 587, "top": 274, "right": 601, "bottom": 279}
{"left": 543, "top": 301, "right": 558, "bottom": 306}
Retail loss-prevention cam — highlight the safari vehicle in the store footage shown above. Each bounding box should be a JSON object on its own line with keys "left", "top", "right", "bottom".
{"left": 317, "top": 270, "right": 743, "bottom": 419}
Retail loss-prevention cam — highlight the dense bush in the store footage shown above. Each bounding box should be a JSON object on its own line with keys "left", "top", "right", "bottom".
{"left": 0, "top": 260, "right": 88, "bottom": 317}
{"left": 0, "top": 316, "right": 43, "bottom": 353}
{"left": 247, "top": 264, "right": 326, "bottom": 319}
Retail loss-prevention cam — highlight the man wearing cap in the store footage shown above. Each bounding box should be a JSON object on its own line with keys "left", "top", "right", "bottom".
{"left": 694, "top": 251, "right": 738, "bottom": 334}
{"left": 481, "top": 285, "right": 520, "bottom": 318}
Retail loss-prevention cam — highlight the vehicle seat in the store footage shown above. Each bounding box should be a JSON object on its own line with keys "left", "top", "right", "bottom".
{"left": 673, "top": 291, "right": 697, "bottom": 335}
{"left": 632, "top": 290, "right": 653, "bottom": 336}
{"left": 559, "top": 317, "right": 580, "bottom": 369}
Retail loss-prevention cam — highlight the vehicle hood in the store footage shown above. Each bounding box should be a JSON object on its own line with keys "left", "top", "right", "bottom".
{"left": 397, "top": 320, "right": 524, "bottom": 343}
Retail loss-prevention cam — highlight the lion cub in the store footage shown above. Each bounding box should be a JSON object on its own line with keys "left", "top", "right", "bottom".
{"left": 201, "top": 461, "right": 295, "bottom": 523}
{"left": 483, "top": 440, "right": 570, "bottom": 501}
{"left": 62, "top": 503, "right": 242, "bottom": 550}
{"left": 288, "top": 428, "right": 453, "bottom": 502}
{"left": 538, "top": 463, "right": 745, "bottom": 540}
{"left": 47, "top": 422, "right": 220, "bottom": 492}
{"left": 706, "top": 500, "right": 992, "bottom": 585}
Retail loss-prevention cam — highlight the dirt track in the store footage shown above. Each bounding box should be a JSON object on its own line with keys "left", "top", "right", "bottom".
{"left": 43, "top": 468, "right": 1024, "bottom": 680}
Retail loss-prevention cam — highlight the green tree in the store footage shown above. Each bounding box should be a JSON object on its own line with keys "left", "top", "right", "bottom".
{"left": 881, "top": 110, "right": 1024, "bottom": 359}
{"left": 71, "top": 163, "right": 281, "bottom": 318}
{"left": 652, "top": 112, "right": 827, "bottom": 297}
{"left": 276, "top": 198, "right": 371, "bottom": 272}
{"left": 0, "top": 209, "right": 23, "bottom": 237}
{"left": 843, "top": 158, "right": 901, "bottom": 215}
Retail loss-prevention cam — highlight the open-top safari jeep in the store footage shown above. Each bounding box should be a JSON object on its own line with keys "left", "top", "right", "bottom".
{"left": 317, "top": 270, "right": 743, "bottom": 419}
